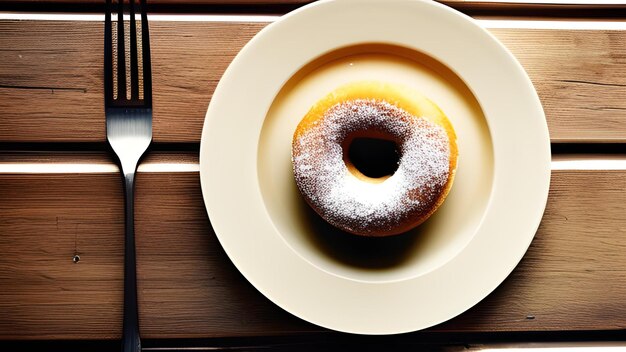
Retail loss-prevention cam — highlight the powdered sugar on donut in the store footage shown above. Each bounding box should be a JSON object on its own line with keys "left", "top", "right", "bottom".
{"left": 292, "top": 99, "right": 451, "bottom": 236}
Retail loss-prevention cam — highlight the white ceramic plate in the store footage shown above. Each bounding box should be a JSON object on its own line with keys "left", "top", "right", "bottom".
{"left": 200, "top": 0, "right": 550, "bottom": 335}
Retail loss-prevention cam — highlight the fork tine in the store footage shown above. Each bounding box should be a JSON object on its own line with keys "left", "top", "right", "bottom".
{"left": 117, "top": 0, "right": 126, "bottom": 101}
{"left": 140, "top": 0, "right": 152, "bottom": 106}
{"left": 104, "top": 0, "right": 113, "bottom": 105}
{"left": 129, "top": 0, "right": 139, "bottom": 100}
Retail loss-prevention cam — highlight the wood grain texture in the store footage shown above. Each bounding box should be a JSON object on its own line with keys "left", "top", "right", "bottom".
{"left": 1, "top": 153, "right": 626, "bottom": 339}
{"left": 1, "top": 19, "right": 626, "bottom": 143}
{"left": 441, "top": 0, "right": 626, "bottom": 11}
{"left": 0, "top": 20, "right": 263, "bottom": 143}
{"left": 1, "top": 0, "right": 622, "bottom": 8}
{"left": 490, "top": 28, "right": 626, "bottom": 143}
{"left": 0, "top": 155, "right": 312, "bottom": 340}
{"left": 445, "top": 170, "right": 626, "bottom": 331}
{"left": 0, "top": 0, "right": 311, "bottom": 4}
{"left": 0, "top": 173, "right": 124, "bottom": 340}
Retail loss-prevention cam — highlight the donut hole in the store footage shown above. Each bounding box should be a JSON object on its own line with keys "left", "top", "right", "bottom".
{"left": 344, "top": 136, "right": 401, "bottom": 181}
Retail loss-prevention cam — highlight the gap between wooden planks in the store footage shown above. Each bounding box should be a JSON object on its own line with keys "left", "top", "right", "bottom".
{"left": 1, "top": 152, "right": 626, "bottom": 339}
{"left": 1, "top": 19, "right": 626, "bottom": 143}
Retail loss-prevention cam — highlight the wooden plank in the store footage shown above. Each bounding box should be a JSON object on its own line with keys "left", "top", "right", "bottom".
{"left": 0, "top": 20, "right": 263, "bottom": 143}
{"left": 1, "top": 19, "right": 626, "bottom": 143}
{"left": 446, "top": 169, "right": 626, "bottom": 331}
{"left": 0, "top": 0, "right": 310, "bottom": 4}
{"left": 1, "top": 0, "right": 623, "bottom": 9}
{"left": 490, "top": 28, "right": 626, "bottom": 143}
{"left": 1, "top": 153, "right": 626, "bottom": 339}
{"left": 0, "top": 154, "right": 313, "bottom": 340}
{"left": 441, "top": 0, "right": 626, "bottom": 12}
{"left": 0, "top": 172, "right": 124, "bottom": 340}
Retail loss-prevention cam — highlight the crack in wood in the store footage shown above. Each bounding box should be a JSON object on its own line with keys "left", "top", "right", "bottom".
{"left": 557, "top": 79, "right": 626, "bottom": 88}
{"left": 0, "top": 84, "right": 86, "bottom": 93}
{"left": 580, "top": 106, "right": 626, "bottom": 111}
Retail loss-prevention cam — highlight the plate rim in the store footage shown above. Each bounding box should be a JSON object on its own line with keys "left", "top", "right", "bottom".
{"left": 200, "top": 0, "right": 551, "bottom": 335}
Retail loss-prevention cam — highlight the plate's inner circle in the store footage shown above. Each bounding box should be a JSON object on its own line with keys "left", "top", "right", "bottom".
{"left": 258, "top": 44, "right": 494, "bottom": 283}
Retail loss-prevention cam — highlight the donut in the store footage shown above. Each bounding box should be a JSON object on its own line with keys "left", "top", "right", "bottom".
{"left": 291, "top": 81, "right": 458, "bottom": 237}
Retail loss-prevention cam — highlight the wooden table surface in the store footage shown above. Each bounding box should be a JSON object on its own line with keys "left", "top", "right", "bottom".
{"left": 1, "top": 0, "right": 626, "bottom": 347}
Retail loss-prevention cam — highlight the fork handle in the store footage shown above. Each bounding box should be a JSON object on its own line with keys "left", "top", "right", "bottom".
{"left": 122, "top": 171, "right": 141, "bottom": 352}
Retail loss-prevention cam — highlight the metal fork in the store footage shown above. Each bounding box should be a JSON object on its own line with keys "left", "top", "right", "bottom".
{"left": 105, "top": 0, "right": 152, "bottom": 351}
